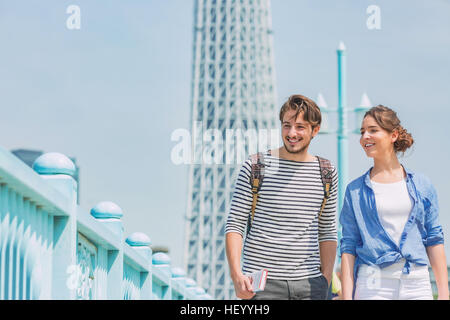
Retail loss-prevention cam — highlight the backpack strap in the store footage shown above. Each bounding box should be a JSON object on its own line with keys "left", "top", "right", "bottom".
{"left": 317, "top": 156, "right": 333, "bottom": 218}
{"left": 246, "top": 152, "right": 265, "bottom": 236}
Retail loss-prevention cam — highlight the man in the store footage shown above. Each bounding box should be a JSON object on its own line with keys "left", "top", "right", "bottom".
{"left": 225, "top": 94, "right": 338, "bottom": 300}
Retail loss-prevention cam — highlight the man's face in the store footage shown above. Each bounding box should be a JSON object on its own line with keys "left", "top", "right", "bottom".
{"left": 281, "top": 110, "right": 320, "bottom": 154}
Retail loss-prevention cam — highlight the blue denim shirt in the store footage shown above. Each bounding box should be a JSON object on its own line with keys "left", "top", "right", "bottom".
{"left": 339, "top": 166, "right": 444, "bottom": 281}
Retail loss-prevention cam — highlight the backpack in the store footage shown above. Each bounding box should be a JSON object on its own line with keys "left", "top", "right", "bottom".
{"left": 246, "top": 152, "right": 334, "bottom": 236}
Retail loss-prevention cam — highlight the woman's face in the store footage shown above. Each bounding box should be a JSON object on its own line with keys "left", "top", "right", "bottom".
{"left": 360, "top": 115, "right": 398, "bottom": 159}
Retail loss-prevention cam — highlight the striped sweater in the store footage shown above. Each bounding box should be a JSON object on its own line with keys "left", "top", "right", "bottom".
{"left": 225, "top": 151, "right": 338, "bottom": 280}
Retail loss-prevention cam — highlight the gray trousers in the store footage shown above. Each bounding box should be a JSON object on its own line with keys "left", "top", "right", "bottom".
{"left": 249, "top": 275, "right": 329, "bottom": 300}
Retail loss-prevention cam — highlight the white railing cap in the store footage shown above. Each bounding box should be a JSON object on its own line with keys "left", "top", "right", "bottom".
{"left": 185, "top": 278, "right": 196, "bottom": 287}
{"left": 126, "top": 232, "right": 151, "bottom": 247}
{"left": 171, "top": 267, "right": 186, "bottom": 278}
{"left": 33, "top": 152, "right": 76, "bottom": 176}
{"left": 195, "top": 287, "right": 206, "bottom": 295}
{"left": 90, "top": 201, "right": 123, "bottom": 219}
{"left": 152, "top": 252, "right": 171, "bottom": 265}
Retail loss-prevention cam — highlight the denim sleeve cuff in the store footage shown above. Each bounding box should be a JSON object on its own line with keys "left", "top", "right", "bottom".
{"left": 339, "top": 245, "right": 356, "bottom": 257}
{"left": 424, "top": 226, "right": 444, "bottom": 247}
{"left": 424, "top": 237, "right": 444, "bottom": 247}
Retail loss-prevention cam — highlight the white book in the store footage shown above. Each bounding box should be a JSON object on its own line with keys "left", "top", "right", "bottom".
{"left": 246, "top": 269, "right": 268, "bottom": 292}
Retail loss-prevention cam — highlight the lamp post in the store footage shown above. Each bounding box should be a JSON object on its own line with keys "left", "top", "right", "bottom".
{"left": 337, "top": 41, "right": 349, "bottom": 212}
{"left": 318, "top": 42, "right": 372, "bottom": 249}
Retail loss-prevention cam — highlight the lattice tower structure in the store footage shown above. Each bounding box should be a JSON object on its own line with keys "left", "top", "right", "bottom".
{"left": 184, "top": 0, "right": 278, "bottom": 300}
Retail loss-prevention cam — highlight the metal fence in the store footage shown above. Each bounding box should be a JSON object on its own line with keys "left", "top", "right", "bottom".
{"left": 0, "top": 147, "right": 210, "bottom": 300}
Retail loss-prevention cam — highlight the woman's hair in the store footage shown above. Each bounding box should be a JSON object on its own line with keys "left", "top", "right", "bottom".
{"left": 364, "top": 105, "right": 414, "bottom": 153}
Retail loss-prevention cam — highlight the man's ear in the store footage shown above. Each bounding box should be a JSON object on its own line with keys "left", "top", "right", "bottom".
{"left": 312, "top": 125, "right": 321, "bottom": 138}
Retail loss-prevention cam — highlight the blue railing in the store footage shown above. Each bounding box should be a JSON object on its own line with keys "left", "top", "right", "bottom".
{"left": 0, "top": 146, "right": 210, "bottom": 300}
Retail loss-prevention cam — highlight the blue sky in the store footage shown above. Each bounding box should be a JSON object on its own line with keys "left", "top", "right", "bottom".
{"left": 1, "top": 0, "right": 449, "bottom": 268}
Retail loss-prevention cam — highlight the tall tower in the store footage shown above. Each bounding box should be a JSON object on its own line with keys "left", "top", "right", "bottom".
{"left": 184, "top": 0, "right": 278, "bottom": 299}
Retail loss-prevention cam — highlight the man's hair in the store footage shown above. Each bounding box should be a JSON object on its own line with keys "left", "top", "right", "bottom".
{"left": 279, "top": 94, "right": 322, "bottom": 129}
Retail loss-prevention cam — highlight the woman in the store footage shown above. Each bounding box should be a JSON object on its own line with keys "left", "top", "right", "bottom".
{"left": 340, "top": 105, "right": 449, "bottom": 300}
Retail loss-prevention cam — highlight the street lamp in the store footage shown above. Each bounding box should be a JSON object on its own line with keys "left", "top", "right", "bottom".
{"left": 353, "top": 93, "right": 373, "bottom": 134}
{"left": 318, "top": 42, "right": 372, "bottom": 248}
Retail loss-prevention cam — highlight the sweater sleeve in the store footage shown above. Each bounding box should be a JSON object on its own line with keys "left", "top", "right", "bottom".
{"left": 225, "top": 157, "right": 253, "bottom": 237}
{"left": 318, "top": 166, "right": 339, "bottom": 242}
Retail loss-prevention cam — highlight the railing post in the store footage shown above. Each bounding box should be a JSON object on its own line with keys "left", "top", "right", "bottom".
{"left": 171, "top": 267, "right": 186, "bottom": 300}
{"left": 195, "top": 287, "right": 210, "bottom": 300}
{"left": 33, "top": 152, "right": 77, "bottom": 299}
{"left": 152, "top": 252, "right": 172, "bottom": 300}
{"left": 125, "top": 232, "right": 152, "bottom": 299}
{"left": 90, "top": 201, "right": 124, "bottom": 299}
{"left": 184, "top": 278, "right": 197, "bottom": 300}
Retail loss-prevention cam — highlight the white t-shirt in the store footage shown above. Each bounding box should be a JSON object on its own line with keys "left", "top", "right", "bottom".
{"left": 371, "top": 179, "right": 413, "bottom": 246}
